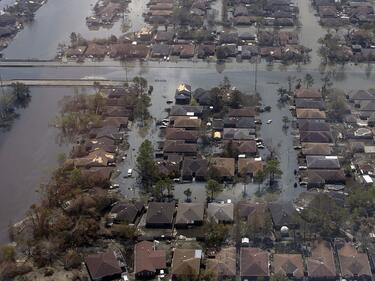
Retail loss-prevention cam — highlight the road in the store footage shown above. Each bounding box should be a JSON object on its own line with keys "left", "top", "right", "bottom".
{"left": 0, "top": 79, "right": 126, "bottom": 87}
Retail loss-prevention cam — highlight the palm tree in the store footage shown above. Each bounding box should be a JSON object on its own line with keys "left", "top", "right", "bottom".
{"left": 304, "top": 73, "right": 314, "bottom": 88}
{"left": 265, "top": 159, "right": 283, "bottom": 187}
{"left": 206, "top": 179, "right": 223, "bottom": 201}
{"left": 183, "top": 188, "right": 192, "bottom": 202}
{"left": 254, "top": 170, "right": 266, "bottom": 193}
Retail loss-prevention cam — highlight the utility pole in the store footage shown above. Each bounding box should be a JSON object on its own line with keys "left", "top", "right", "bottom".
{"left": 254, "top": 58, "right": 258, "bottom": 94}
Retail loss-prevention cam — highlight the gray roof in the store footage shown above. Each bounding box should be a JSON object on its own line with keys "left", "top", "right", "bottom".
{"left": 207, "top": 203, "right": 234, "bottom": 223}
{"left": 175, "top": 203, "right": 205, "bottom": 225}
{"left": 306, "top": 155, "right": 341, "bottom": 169}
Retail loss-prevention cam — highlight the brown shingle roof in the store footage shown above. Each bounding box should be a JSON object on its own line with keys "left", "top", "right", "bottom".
{"left": 306, "top": 156, "right": 340, "bottom": 169}
{"left": 210, "top": 158, "right": 235, "bottom": 177}
{"left": 240, "top": 248, "right": 270, "bottom": 278}
{"left": 173, "top": 116, "right": 201, "bottom": 128}
{"left": 296, "top": 109, "right": 326, "bottom": 119}
{"left": 238, "top": 158, "right": 264, "bottom": 176}
{"left": 300, "top": 131, "right": 333, "bottom": 143}
{"left": 165, "top": 128, "right": 199, "bottom": 142}
{"left": 337, "top": 243, "right": 372, "bottom": 278}
{"left": 307, "top": 241, "right": 336, "bottom": 279}
{"left": 206, "top": 247, "right": 236, "bottom": 279}
{"left": 172, "top": 249, "right": 202, "bottom": 277}
{"left": 302, "top": 143, "right": 332, "bottom": 155}
{"left": 207, "top": 203, "right": 234, "bottom": 223}
{"left": 273, "top": 254, "right": 304, "bottom": 278}
{"left": 146, "top": 202, "right": 175, "bottom": 226}
{"left": 175, "top": 203, "right": 205, "bottom": 225}
{"left": 224, "top": 140, "right": 257, "bottom": 155}
{"left": 295, "top": 88, "right": 322, "bottom": 99}
{"left": 237, "top": 201, "right": 267, "bottom": 227}
{"left": 163, "top": 140, "right": 197, "bottom": 154}
{"left": 135, "top": 241, "right": 166, "bottom": 275}
{"left": 228, "top": 107, "right": 256, "bottom": 117}
{"left": 85, "top": 250, "right": 122, "bottom": 281}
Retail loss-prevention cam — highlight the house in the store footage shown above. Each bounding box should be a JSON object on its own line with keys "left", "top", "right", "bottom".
{"left": 156, "top": 160, "right": 180, "bottom": 178}
{"left": 238, "top": 201, "right": 268, "bottom": 229}
{"left": 163, "top": 140, "right": 197, "bottom": 156}
{"left": 85, "top": 43, "right": 108, "bottom": 59}
{"left": 206, "top": 247, "right": 236, "bottom": 281}
{"left": 223, "top": 117, "right": 255, "bottom": 128}
{"left": 295, "top": 98, "right": 326, "bottom": 110}
{"left": 336, "top": 242, "right": 372, "bottom": 281}
{"left": 145, "top": 202, "right": 175, "bottom": 228}
{"left": 238, "top": 158, "right": 264, "bottom": 177}
{"left": 219, "top": 32, "right": 239, "bottom": 44}
{"left": 90, "top": 127, "right": 124, "bottom": 143}
{"left": 223, "top": 128, "right": 255, "bottom": 140}
{"left": 171, "top": 44, "right": 195, "bottom": 58}
{"left": 102, "top": 117, "right": 129, "bottom": 130}
{"left": 209, "top": 158, "right": 235, "bottom": 181}
{"left": 295, "top": 88, "right": 322, "bottom": 99}
{"left": 296, "top": 109, "right": 326, "bottom": 119}
{"left": 268, "top": 201, "right": 297, "bottom": 229}
{"left": 171, "top": 249, "right": 202, "bottom": 280}
{"left": 134, "top": 241, "right": 167, "bottom": 279}
{"left": 165, "top": 128, "right": 199, "bottom": 143}
{"left": 306, "top": 156, "right": 340, "bottom": 169}
{"left": 151, "top": 44, "right": 170, "bottom": 58}
{"left": 175, "top": 203, "right": 205, "bottom": 228}
{"left": 197, "top": 44, "right": 216, "bottom": 58}
{"left": 81, "top": 167, "right": 113, "bottom": 187}
{"left": 175, "top": 83, "right": 192, "bottom": 104}
{"left": 181, "top": 158, "right": 209, "bottom": 181}
{"left": 301, "top": 143, "right": 332, "bottom": 156}
{"left": 155, "top": 30, "right": 174, "bottom": 43}
{"left": 172, "top": 116, "right": 201, "bottom": 129}
{"left": 307, "top": 241, "right": 337, "bottom": 281}
{"left": 193, "top": 88, "right": 213, "bottom": 105}
{"left": 207, "top": 203, "right": 234, "bottom": 224}
{"left": 273, "top": 254, "right": 304, "bottom": 280}
{"left": 169, "top": 105, "right": 204, "bottom": 117}
{"left": 228, "top": 107, "right": 256, "bottom": 117}
{"left": 298, "top": 119, "right": 330, "bottom": 132}
{"left": 85, "top": 250, "right": 123, "bottom": 281}
{"left": 72, "top": 149, "right": 115, "bottom": 168}
{"left": 240, "top": 248, "right": 270, "bottom": 281}
{"left": 224, "top": 140, "right": 257, "bottom": 156}
{"left": 307, "top": 169, "right": 346, "bottom": 188}
{"left": 300, "top": 131, "right": 333, "bottom": 143}
{"left": 110, "top": 201, "right": 144, "bottom": 224}
{"left": 278, "top": 31, "right": 299, "bottom": 46}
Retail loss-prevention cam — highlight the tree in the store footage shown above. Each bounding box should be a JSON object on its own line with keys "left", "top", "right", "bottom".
{"left": 154, "top": 178, "right": 174, "bottom": 200}
{"left": 321, "top": 72, "right": 333, "bottom": 96}
{"left": 254, "top": 170, "right": 266, "bottom": 193}
{"left": 282, "top": 116, "right": 290, "bottom": 129}
{"left": 11, "top": 82, "right": 30, "bottom": 107}
{"left": 265, "top": 159, "right": 282, "bottom": 186}
{"left": 203, "top": 222, "right": 230, "bottom": 248}
{"left": 133, "top": 76, "right": 148, "bottom": 96}
{"left": 183, "top": 188, "right": 192, "bottom": 202}
{"left": 1, "top": 245, "right": 16, "bottom": 262}
{"left": 277, "top": 87, "right": 288, "bottom": 103}
{"left": 206, "top": 179, "right": 223, "bottom": 200}
{"left": 326, "top": 89, "right": 348, "bottom": 122}
{"left": 136, "top": 140, "right": 157, "bottom": 191}
{"left": 304, "top": 73, "right": 314, "bottom": 88}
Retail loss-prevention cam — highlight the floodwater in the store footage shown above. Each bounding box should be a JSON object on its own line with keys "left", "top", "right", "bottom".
{"left": 0, "top": 87, "right": 72, "bottom": 242}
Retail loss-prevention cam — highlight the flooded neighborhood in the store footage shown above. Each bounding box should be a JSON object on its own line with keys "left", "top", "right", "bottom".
{"left": 0, "top": 0, "right": 374, "bottom": 280}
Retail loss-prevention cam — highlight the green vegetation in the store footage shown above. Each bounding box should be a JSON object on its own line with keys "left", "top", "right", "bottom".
{"left": 203, "top": 222, "right": 230, "bottom": 248}
{"left": 326, "top": 89, "right": 349, "bottom": 122}
{"left": 206, "top": 179, "right": 223, "bottom": 200}
{"left": 136, "top": 140, "right": 158, "bottom": 191}
{"left": 0, "top": 83, "right": 31, "bottom": 128}
{"left": 265, "top": 159, "right": 283, "bottom": 186}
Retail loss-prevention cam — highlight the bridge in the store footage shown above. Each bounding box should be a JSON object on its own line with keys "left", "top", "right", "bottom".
{"left": 0, "top": 79, "right": 126, "bottom": 87}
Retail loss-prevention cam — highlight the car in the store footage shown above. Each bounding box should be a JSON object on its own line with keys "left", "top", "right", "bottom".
{"left": 254, "top": 119, "right": 262, "bottom": 124}
{"left": 160, "top": 125, "right": 167, "bottom": 129}
{"left": 127, "top": 169, "right": 133, "bottom": 177}
{"left": 299, "top": 181, "right": 308, "bottom": 186}
{"left": 110, "top": 183, "right": 120, "bottom": 189}
{"left": 257, "top": 144, "right": 265, "bottom": 149}
{"left": 298, "top": 166, "right": 307, "bottom": 170}
{"left": 173, "top": 178, "right": 181, "bottom": 183}
{"left": 294, "top": 146, "right": 302, "bottom": 150}
{"left": 166, "top": 100, "right": 173, "bottom": 104}
{"left": 162, "top": 118, "right": 169, "bottom": 122}
{"left": 266, "top": 119, "right": 272, "bottom": 124}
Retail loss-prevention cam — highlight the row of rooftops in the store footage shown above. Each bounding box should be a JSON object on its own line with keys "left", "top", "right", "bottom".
{"left": 292, "top": 88, "right": 346, "bottom": 189}
{"left": 84, "top": 239, "right": 373, "bottom": 281}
